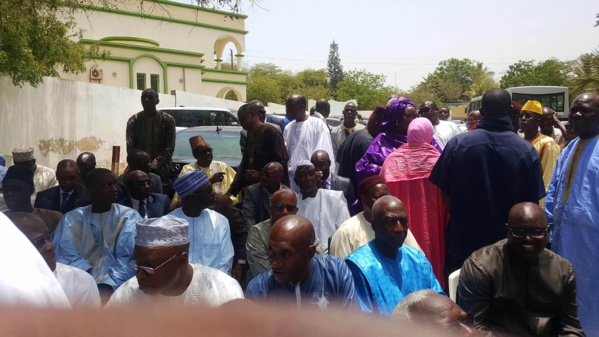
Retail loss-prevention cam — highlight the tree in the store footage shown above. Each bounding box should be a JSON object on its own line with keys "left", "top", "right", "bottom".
{"left": 336, "top": 69, "right": 392, "bottom": 110}
{"left": 327, "top": 40, "right": 344, "bottom": 94}
{"left": 421, "top": 58, "right": 492, "bottom": 103}
{"left": 568, "top": 50, "right": 599, "bottom": 96}
{"left": 499, "top": 58, "right": 572, "bottom": 88}
{"left": 0, "top": 0, "right": 251, "bottom": 87}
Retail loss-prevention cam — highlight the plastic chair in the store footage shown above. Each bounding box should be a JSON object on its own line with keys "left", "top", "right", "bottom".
{"left": 448, "top": 269, "right": 461, "bottom": 302}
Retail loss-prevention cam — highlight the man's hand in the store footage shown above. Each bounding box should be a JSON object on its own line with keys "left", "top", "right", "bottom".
{"left": 149, "top": 159, "right": 159, "bottom": 171}
{"left": 552, "top": 114, "right": 562, "bottom": 126}
{"left": 209, "top": 172, "right": 225, "bottom": 184}
{"left": 232, "top": 264, "right": 244, "bottom": 283}
{"left": 244, "top": 169, "right": 261, "bottom": 184}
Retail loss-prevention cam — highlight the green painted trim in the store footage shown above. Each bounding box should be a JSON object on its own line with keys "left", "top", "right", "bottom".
{"left": 132, "top": 54, "right": 169, "bottom": 94}
{"left": 202, "top": 78, "right": 247, "bottom": 85}
{"left": 144, "top": 0, "right": 248, "bottom": 19}
{"left": 77, "top": 4, "right": 249, "bottom": 35}
{"left": 166, "top": 62, "right": 205, "bottom": 70}
{"left": 80, "top": 39, "right": 204, "bottom": 57}
{"left": 203, "top": 68, "right": 247, "bottom": 75}
{"left": 99, "top": 56, "right": 134, "bottom": 88}
{"left": 100, "top": 36, "right": 160, "bottom": 47}
{"left": 215, "top": 59, "right": 223, "bottom": 62}
{"left": 235, "top": 54, "right": 244, "bottom": 57}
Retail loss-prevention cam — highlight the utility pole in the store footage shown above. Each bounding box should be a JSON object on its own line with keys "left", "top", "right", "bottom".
{"left": 230, "top": 49, "right": 234, "bottom": 70}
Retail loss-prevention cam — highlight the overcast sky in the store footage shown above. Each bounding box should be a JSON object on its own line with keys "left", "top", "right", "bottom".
{"left": 188, "top": 0, "right": 599, "bottom": 91}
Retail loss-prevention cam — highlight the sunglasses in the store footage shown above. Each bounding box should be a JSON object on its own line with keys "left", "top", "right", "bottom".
{"left": 129, "top": 252, "right": 182, "bottom": 275}
{"left": 273, "top": 204, "right": 297, "bottom": 212}
{"left": 32, "top": 232, "right": 54, "bottom": 249}
{"left": 197, "top": 148, "right": 213, "bottom": 155}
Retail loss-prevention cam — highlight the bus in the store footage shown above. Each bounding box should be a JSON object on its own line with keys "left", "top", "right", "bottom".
{"left": 468, "top": 86, "right": 569, "bottom": 116}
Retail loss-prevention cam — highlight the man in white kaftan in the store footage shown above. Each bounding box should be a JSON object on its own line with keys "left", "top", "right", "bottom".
{"left": 11, "top": 147, "right": 58, "bottom": 201}
{"left": 284, "top": 95, "right": 335, "bottom": 192}
{"left": 169, "top": 169, "right": 234, "bottom": 274}
{"left": 108, "top": 216, "right": 243, "bottom": 306}
{"left": 294, "top": 162, "right": 350, "bottom": 252}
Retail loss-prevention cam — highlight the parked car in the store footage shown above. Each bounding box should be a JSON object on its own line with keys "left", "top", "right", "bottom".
{"left": 161, "top": 107, "right": 240, "bottom": 128}
{"left": 171, "top": 126, "right": 243, "bottom": 182}
{"left": 326, "top": 117, "right": 342, "bottom": 128}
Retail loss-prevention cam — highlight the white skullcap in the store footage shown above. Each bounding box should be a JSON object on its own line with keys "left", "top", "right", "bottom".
{"left": 136, "top": 215, "right": 189, "bottom": 247}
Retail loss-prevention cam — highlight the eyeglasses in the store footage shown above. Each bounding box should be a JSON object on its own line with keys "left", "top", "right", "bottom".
{"left": 129, "top": 252, "right": 182, "bottom": 275}
{"left": 273, "top": 204, "right": 297, "bottom": 212}
{"left": 32, "top": 232, "right": 54, "bottom": 249}
{"left": 506, "top": 225, "right": 548, "bottom": 238}
{"left": 343, "top": 109, "right": 357, "bottom": 114}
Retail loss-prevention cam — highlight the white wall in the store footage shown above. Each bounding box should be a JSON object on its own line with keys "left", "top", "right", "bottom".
{"left": 0, "top": 77, "right": 203, "bottom": 171}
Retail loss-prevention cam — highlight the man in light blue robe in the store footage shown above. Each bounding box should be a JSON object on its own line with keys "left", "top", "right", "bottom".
{"left": 53, "top": 169, "right": 140, "bottom": 293}
{"left": 545, "top": 92, "right": 599, "bottom": 336}
{"left": 246, "top": 215, "right": 355, "bottom": 310}
{"left": 169, "top": 169, "right": 233, "bottom": 274}
{"left": 346, "top": 195, "right": 444, "bottom": 316}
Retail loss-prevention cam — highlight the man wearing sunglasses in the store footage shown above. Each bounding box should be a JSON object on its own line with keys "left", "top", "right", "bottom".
{"left": 246, "top": 189, "right": 324, "bottom": 282}
{"left": 109, "top": 215, "right": 243, "bottom": 305}
{"left": 8, "top": 212, "right": 100, "bottom": 307}
{"left": 242, "top": 162, "right": 287, "bottom": 229}
{"left": 458, "top": 202, "right": 584, "bottom": 337}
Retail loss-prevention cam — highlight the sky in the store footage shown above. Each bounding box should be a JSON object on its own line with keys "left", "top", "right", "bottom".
{"left": 195, "top": 0, "right": 598, "bottom": 91}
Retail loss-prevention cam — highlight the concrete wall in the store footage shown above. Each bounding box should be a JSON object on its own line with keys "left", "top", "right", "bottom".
{"left": 0, "top": 76, "right": 241, "bottom": 171}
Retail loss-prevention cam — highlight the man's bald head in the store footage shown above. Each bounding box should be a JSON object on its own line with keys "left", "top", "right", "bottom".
{"left": 271, "top": 215, "right": 315, "bottom": 248}
{"left": 393, "top": 290, "right": 473, "bottom": 335}
{"left": 270, "top": 189, "right": 298, "bottom": 223}
{"left": 506, "top": 202, "right": 549, "bottom": 257}
{"left": 310, "top": 150, "right": 331, "bottom": 181}
{"left": 56, "top": 159, "right": 80, "bottom": 193}
{"left": 315, "top": 99, "right": 330, "bottom": 118}
{"left": 268, "top": 215, "right": 316, "bottom": 284}
{"left": 481, "top": 88, "right": 511, "bottom": 118}
{"left": 569, "top": 92, "right": 599, "bottom": 139}
{"left": 76, "top": 152, "right": 96, "bottom": 179}
{"left": 56, "top": 159, "right": 77, "bottom": 171}
{"left": 372, "top": 195, "right": 404, "bottom": 220}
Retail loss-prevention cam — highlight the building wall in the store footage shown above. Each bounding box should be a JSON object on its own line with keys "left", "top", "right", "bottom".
{"left": 0, "top": 76, "right": 242, "bottom": 171}
{"left": 58, "top": 0, "right": 247, "bottom": 100}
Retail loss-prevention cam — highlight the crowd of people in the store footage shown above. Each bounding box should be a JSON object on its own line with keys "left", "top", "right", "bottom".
{"left": 0, "top": 87, "right": 597, "bottom": 337}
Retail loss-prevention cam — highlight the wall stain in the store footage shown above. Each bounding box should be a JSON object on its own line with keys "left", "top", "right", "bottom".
{"left": 38, "top": 136, "right": 105, "bottom": 156}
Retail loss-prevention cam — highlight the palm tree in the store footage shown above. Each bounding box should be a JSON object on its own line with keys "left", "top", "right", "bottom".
{"left": 569, "top": 49, "right": 599, "bottom": 96}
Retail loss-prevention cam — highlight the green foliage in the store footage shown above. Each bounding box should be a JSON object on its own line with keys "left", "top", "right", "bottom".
{"left": 246, "top": 63, "right": 330, "bottom": 104}
{"left": 568, "top": 50, "right": 599, "bottom": 96}
{"left": 0, "top": 0, "right": 97, "bottom": 86}
{"left": 499, "top": 58, "right": 572, "bottom": 88}
{"left": 423, "top": 58, "right": 492, "bottom": 103}
{"left": 327, "top": 40, "right": 344, "bottom": 93}
{"left": 336, "top": 69, "right": 392, "bottom": 110}
{"left": 402, "top": 82, "right": 444, "bottom": 106}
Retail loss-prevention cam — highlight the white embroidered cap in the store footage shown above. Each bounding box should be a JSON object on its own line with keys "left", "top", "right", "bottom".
{"left": 136, "top": 215, "right": 189, "bottom": 247}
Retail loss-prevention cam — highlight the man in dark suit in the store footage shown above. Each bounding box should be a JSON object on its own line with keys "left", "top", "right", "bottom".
{"left": 242, "top": 162, "right": 286, "bottom": 229}
{"left": 34, "top": 159, "right": 92, "bottom": 214}
{"left": 117, "top": 150, "right": 162, "bottom": 200}
{"left": 118, "top": 170, "right": 170, "bottom": 218}
{"left": 311, "top": 150, "right": 355, "bottom": 213}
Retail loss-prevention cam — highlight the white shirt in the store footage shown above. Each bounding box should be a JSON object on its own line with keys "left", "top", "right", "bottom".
{"left": 32, "top": 165, "right": 58, "bottom": 202}
{"left": 284, "top": 117, "right": 335, "bottom": 192}
{"left": 297, "top": 189, "right": 350, "bottom": 252}
{"left": 329, "top": 212, "right": 422, "bottom": 259}
{"left": 131, "top": 198, "right": 148, "bottom": 219}
{"left": 54, "top": 263, "right": 101, "bottom": 307}
{"left": 108, "top": 263, "right": 243, "bottom": 306}
{"left": 0, "top": 212, "right": 70, "bottom": 307}
{"left": 169, "top": 208, "right": 234, "bottom": 274}
{"left": 433, "top": 120, "right": 461, "bottom": 150}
